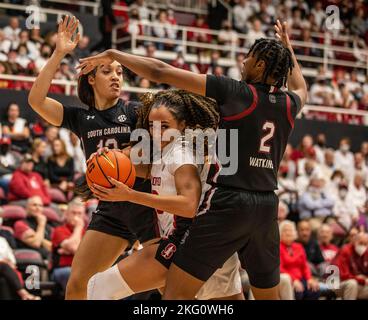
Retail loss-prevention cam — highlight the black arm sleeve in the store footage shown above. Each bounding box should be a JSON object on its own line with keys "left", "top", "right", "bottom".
{"left": 205, "top": 75, "right": 254, "bottom": 119}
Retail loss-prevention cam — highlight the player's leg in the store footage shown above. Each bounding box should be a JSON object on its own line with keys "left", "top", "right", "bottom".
{"left": 163, "top": 189, "right": 248, "bottom": 300}
{"left": 240, "top": 192, "right": 281, "bottom": 300}
{"left": 196, "top": 253, "right": 245, "bottom": 300}
{"left": 87, "top": 243, "right": 169, "bottom": 300}
{"left": 65, "top": 230, "right": 129, "bottom": 300}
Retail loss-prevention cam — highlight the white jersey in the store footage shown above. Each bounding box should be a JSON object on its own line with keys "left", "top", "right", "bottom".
{"left": 150, "top": 137, "right": 211, "bottom": 238}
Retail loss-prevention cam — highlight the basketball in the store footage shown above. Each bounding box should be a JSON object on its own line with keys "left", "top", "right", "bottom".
{"left": 86, "top": 150, "right": 136, "bottom": 189}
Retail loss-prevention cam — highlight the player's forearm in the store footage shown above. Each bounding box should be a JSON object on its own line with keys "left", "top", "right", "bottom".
{"left": 129, "top": 190, "right": 198, "bottom": 218}
{"left": 28, "top": 51, "right": 65, "bottom": 108}
{"left": 107, "top": 49, "right": 174, "bottom": 84}
{"left": 286, "top": 45, "right": 308, "bottom": 103}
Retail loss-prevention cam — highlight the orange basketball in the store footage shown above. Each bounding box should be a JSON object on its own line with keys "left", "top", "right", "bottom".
{"left": 86, "top": 150, "right": 136, "bottom": 189}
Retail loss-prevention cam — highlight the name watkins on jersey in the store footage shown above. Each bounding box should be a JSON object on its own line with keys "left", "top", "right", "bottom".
{"left": 249, "top": 156, "right": 274, "bottom": 169}
{"left": 87, "top": 126, "right": 130, "bottom": 139}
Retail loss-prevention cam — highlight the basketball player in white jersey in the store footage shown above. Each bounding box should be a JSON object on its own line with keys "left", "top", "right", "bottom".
{"left": 86, "top": 90, "right": 243, "bottom": 300}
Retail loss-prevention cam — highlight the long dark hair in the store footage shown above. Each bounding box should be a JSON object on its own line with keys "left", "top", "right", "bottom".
{"left": 137, "top": 89, "right": 219, "bottom": 131}
{"left": 77, "top": 68, "right": 97, "bottom": 107}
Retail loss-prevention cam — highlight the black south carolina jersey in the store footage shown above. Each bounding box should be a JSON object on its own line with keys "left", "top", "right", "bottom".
{"left": 206, "top": 75, "right": 302, "bottom": 192}
{"left": 61, "top": 99, "right": 138, "bottom": 159}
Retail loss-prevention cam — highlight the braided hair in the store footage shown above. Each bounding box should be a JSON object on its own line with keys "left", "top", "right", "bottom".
{"left": 137, "top": 89, "right": 219, "bottom": 131}
{"left": 247, "top": 38, "right": 294, "bottom": 87}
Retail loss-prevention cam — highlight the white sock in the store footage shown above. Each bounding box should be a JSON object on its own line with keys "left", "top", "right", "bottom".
{"left": 87, "top": 264, "right": 135, "bottom": 300}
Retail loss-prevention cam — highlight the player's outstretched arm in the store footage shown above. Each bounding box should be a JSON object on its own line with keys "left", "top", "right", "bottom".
{"left": 28, "top": 16, "right": 80, "bottom": 126}
{"left": 78, "top": 49, "right": 207, "bottom": 96}
{"left": 274, "top": 20, "right": 308, "bottom": 107}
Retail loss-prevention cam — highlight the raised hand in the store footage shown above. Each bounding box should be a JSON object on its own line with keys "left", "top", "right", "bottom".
{"left": 77, "top": 50, "right": 115, "bottom": 75}
{"left": 55, "top": 15, "right": 80, "bottom": 56}
{"left": 274, "top": 19, "right": 291, "bottom": 49}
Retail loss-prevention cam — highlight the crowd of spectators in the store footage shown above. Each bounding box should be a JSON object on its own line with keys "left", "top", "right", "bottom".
{"left": 1, "top": 0, "right": 368, "bottom": 300}
{"left": 1, "top": 0, "right": 368, "bottom": 124}
{"left": 275, "top": 133, "right": 368, "bottom": 299}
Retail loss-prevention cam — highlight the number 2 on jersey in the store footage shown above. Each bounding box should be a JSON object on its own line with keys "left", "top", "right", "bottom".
{"left": 259, "top": 121, "right": 275, "bottom": 154}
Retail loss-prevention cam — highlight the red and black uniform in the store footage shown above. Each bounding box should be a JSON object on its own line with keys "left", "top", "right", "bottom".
{"left": 60, "top": 99, "right": 156, "bottom": 244}
{"left": 174, "top": 75, "right": 302, "bottom": 288}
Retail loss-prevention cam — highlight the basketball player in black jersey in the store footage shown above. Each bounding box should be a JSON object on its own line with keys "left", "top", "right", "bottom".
{"left": 79, "top": 20, "right": 307, "bottom": 299}
{"left": 28, "top": 16, "right": 156, "bottom": 299}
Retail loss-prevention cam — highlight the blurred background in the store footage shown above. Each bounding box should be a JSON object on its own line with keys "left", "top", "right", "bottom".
{"left": 0, "top": 0, "right": 367, "bottom": 300}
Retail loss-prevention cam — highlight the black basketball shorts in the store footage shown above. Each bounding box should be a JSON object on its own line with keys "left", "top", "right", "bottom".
{"left": 173, "top": 187, "right": 280, "bottom": 289}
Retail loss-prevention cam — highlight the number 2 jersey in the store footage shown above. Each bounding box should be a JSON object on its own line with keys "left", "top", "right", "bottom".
{"left": 205, "top": 75, "right": 302, "bottom": 192}
{"left": 149, "top": 137, "right": 212, "bottom": 239}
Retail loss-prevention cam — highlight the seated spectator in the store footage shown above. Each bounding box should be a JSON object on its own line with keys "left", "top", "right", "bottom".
{"left": 347, "top": 173, "right": 367, "bottom": 214}
{"left": 361, "top": 141, "right": 368, "bottom": 165}
{"left": 1, "top": 102, "right": 30, "bottom": 154}
{"left": 44, "top": 126, "right": 60, "bottom": 159}
{"left": 3, "top": 17, "right": 21, "bottom": 42}
{"left": 280, "top": 220, "right": 320, "bottom": 300}
{"left": 297, "top": 147, "right": 318, "bottom": 177}
{"left": 325, "top": 170, "right": 346, "bottom": 202}
{"left": 218, "top": 20, "right": 239, "bottom": 52}
{"left": 15, "top": 30, "right": 39, "bottom": 60}
{"left": 48, "top": 139, "right": 75, "bottom": 195}
{"left": 233, "top": 0, "right": 254, "bottom": 34}
{"left": 13, "top": 196, "right": 52, "bottom": 260}
{"left": 309, "top": 76, "right": 334, "bottom": 106}
{"left": 350, "top": 152, "right": 368, "bottom": 182}
{"left": 295, "top": 160, "right": 317, "bottom": 196}
{"left": 0, "top": 29, "right": 11, "bottom": 55}
{"left": 29, "top": 28, "right": 44, "bottom": 49}
{"left": 319, "top": 149, "right": 335, "bottom": 182}
{"left": 291, "top": 134, "right": 314, "bottom": 162}
{"left": 152, "top": 10, "right": 177, "bottom": 50}
{"left": 0, "top": 208, "right": 16, "bottom": 249}
{"left": 4, "top": 49, "right": 24, "bottom": 75}
{"left": 298, "top": 175, "right": 335, "bottom": 227}
{"left": 66, "top": 132, "right": 86, "bottom": 175}
{"left": 0, "top": 137, "right": 21, "bottom": 194}
{"left": 8, "top": 154, "right": 51, "bottom": 206}
{"left": 126, "top": 8, "right": 143, "bottom": 40}
{"left": 278, "top": 201, "right": 290, "bottom": 222}
{"left": 334, "top": 183, "right": 359, "bottom": 231}
{"left": 0, "top": 235, "right": 40, "bottom": 300}
{"left": 310, "top": 1, "right": 325, "bottom": 29}
{"left": 318, "top": 224, "right": 339, "bottom": 264}
{"left": 313, "top": 133, "right": 327, "bottom": 164}
{"left": 15, "top": 44, "right": 31, "bottom": 70}
{"left": 34, "top": 43, "right": 52, "bottom": 73}
{"left": 130, "top": 0, "right": 149, "bottom": 23}
{"left": 54, "top": 60, "right": 74, "bottom": 82}
{"left": 333, "top": 232, "right": 368, "bottom": 300}
{"left": 227, "top": 53, "right": 245, "bottom": 81}
{"left": 245, "top": 18, "right": 266, "bottom": 48}
{"left": 357, "top": 201, "right": 368, "bottom": 232}
{"left": 297, "top": 220, "right": 325, "bottom": 274}
{"left": 335, "top": 137, "right": 354, "bottom": 178}
{"left": 51, "top": 199, "right": 86, "bottom": 292}
{"left": 170, "top": 52, "right": 190, "bottom": 71}
{"left": 31, "top": 138, "right": 48, "bottom": 181}
{"left": 188, "top": 14, "right": 212, "bottom": 44}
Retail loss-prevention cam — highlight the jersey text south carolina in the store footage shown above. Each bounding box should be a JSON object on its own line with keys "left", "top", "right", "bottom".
{"left": 87, "top": 126, "right": 131, "bottom": 139}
